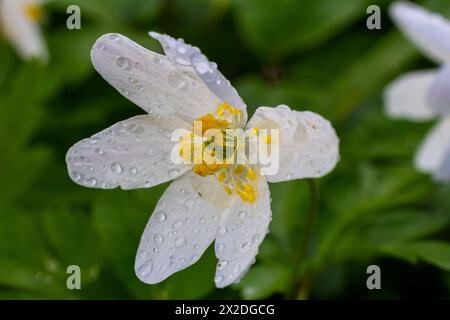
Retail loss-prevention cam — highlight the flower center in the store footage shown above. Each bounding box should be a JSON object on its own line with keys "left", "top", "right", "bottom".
{"left": 24, "top": 3, "right": 43, "bottom": 22}
{"left": 179, "top": 103, "right": 260, "bottom": 203}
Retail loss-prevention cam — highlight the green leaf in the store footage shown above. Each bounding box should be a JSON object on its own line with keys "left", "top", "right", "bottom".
{"left": 233, "top": 0, "right": 374, "bottom": 60}
{"left": 385, "top": 241, "right": 450, "bottom": 271}
{"left": 236, "top": 263, "right": 290, "bottom": 299}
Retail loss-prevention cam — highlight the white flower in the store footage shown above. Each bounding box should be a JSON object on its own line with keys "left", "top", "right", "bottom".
{"left": 66, "top": 31, "right": 339, "bottom": 287}
{"left": 0, "top": 0, "right": 47, "bottom": 62}
{"left": 385, "top": 1, "right": 450, "bottom": 181}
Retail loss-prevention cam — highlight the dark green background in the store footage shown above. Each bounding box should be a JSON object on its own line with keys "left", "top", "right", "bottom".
{"left": 1, "top": 0, "right": 450, "bottom": 299}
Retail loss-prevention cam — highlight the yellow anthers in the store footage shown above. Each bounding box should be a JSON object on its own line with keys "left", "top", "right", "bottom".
{"left": 235, "top": 185, "right": 257, "bottom": 203}
{"left": 196, "top": 113, "right": 229, "bottom": 134}
{"left": 217, "top": 102, "right": 241, "bottom": 117}
{"left": 247, "top": 167, "right": 257, "bottom": 181}
{"left": 264, "top": 135, "right": 272, "bottom": 144}
{"left": 234, "top": 165, "right": 245, "bottom": 175}
{"left": 184, "top": 106, "right": 259, "bottom": 204}
{"left": 193, "top": 162, "right": 226, "bottom": 177}
{"left": 217, "top": 171, "right": 226, "bottom": 183}
{"left": 24, "top": 4, "right": 43, "bottom": 22}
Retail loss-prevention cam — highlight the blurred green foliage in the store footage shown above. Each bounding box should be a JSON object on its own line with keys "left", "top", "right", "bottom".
{"left": 0, "top": 0, "right": 450, "bottom": 299}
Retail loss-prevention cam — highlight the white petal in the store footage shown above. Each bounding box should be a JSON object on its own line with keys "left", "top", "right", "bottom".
{"left": 415, "top": 118, "right": 450, "bottom": 175}
{"left": 0, "top": 0, "right": 48, "bottom": 62}
{"left": 213, "top": 177, "right": 272, "bottom": 288}
{"left": 435, "top": 148, "right": 450, "bottom": 182}
{"left": 428, "top": 65, "right": 450, "bottom": 116}
{"left": 66, "top": 115, "right": 190, "bottom": 190}
{"left": 91, "top": 33, "right": 221, "bottom": 122}
{"left": 390, "top": 1, "right": 450, "bottom": 63}
{"left": 135, "top": 172, "right": 223, "bottom": 284}
{"left": 247, "top": 105, "right": 340, "bottom": 183}
{"left": 149, "top": 31, "right": 247, "bottom": 125}
{"left": 384, "top": 70, "right": 438, "bottom": 121}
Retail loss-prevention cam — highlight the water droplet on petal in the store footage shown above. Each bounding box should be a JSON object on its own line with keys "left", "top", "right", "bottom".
{"left": 137, "top": 260, "right": 153, "bottom": 277}
{"left": 175, "top": 236, "right": 186, "bottom": 247}
{"left": 167, "top": 72, "right": 186, "bottom": 89}
{"left": 175, "top": 56, "right": 191, "bottom": 65}
{"left": 152, "top": 56, "right": 161, "bottom": 64}
{"left": 172, "top": 219, "right": 183, "bottom": 230}
{"left": 155, "top": 211, "right": 166, "bottom": 222}
{"left": 71, "top": 171, "right": 83, "bottom": 181}
{"left": 184, "top": 199, "right": 194, "bottom": 209}
{"left": 110, "top": 162, "right": 123, "bottom": 174}
{"left": 94, "top": 147, "right": 104, "bottom": 155}
{"left": 129, "top": 167, "right": 137, "bottom": 175}
{"left": 214, "top": 275, "right": 224, "bottom": 283}
{"left": 109, "top": 33, "right": 121, "bottom": 41}
{"left": 153, "top": 234, "right": 164, "bottom": 245}
{"left": 87, "top": 178, "right": 97, "bottom": 186}
{"left": 238, "top": 211, "right": 247, "bottom": 220}
{"left": 169, "top": 169, "right": 179, "bottom": 178}
{"left": 116, "top": 56, "right": 131, "bottom": 70}
{"left": 218, "top": 227, "right": 227, "bottom": 236}
{"left": 177, "top": 45, "right": 187, "bottom": 54}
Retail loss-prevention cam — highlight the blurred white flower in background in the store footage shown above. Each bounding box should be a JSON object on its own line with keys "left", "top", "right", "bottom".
{"left": 385, "top": 1, "right": 450, "bottom": 181}
{"left": 0, "top": 0, "right": 47, "bottom": 62}
{"left": 66, "top": 31, "right": 339, "bottom": 287}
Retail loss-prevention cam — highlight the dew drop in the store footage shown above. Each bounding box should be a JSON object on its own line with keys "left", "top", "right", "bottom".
{"left": 218, "top": 227, "right": 227, "bottom": 236}
{"left": 109, "top": 33, "right": 121, "bottom": 41}
{"left": 137, "top": 260, "right": 153, "bottom": 277}
{"left": 177, "top": 45, "right": 187, "bottom": 54}
{"left": 71, "top": 171, "right": 83, "bottom": 181}
{"left": 110, "top": 162, "right": 123, "bottom": 174}
{"left": 129, "top": 167, "right": 137, "bottom": 175}
{"left": 153, "top": 234, "right": 164, "bottom": 245}
{"left": 152, "top": 56, "right": 161, "bottom": 64}
{"left": 172, "top": 219, "right": 183, "bottom": 230}
{"left": 167, "top": 72, "right": 186, "bottom": 89}
{"left": 175, "top": 236, "right": 186, "bottom": 247}
{"left": 116, "top": 57, "right": 131, "bottom": 70}
{"left": 169, "top": 169, "right": 179, "bottom": 178}
{"left": 87, "top": 178, "right": 97, "bottom": 186}
{"left": 184, "top": 199, "right": 194, "bottom": 209}
{"left": 94, "top": 147, "right": 104, "bottom": 155}
{"left": 175, "top": 56, "right": 191, "bottom": 65}
{"left": 238, "top": 211, "right": 247, "bottom": 220}
{"left": 214, "top": 275, "right": 224, "bottom": 283}
{"left": 155, "top": 211, "right": 166, "bottom": 222}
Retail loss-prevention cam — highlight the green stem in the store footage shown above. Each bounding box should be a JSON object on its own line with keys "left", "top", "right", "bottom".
{"left": 287, "top": 179, "right": 319, "bottom": 300}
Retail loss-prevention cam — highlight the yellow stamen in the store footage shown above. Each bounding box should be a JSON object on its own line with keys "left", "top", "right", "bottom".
{"left": 196, "top": 113, "right": 229, "bottom": 134}
{"left": 247, "top": 167, "right": 256, "bottom": 181}
{"left": 234, "top": 165, "right": 245, "bottom": 175}
{"left": 217, "top": 171, "right": 226, "bottom": 183}
{"left": 24, "top": 4, "right": 43, "bottom": 22}
{"left": 217, "top": 102, "right": 241, "bottom": 117}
